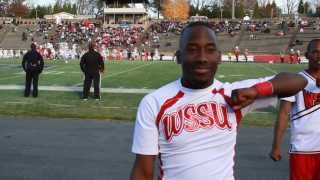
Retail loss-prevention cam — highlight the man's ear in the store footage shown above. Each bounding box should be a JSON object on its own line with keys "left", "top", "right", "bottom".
{"left": 176, "top": 50, "right": 181, "bottom": 64}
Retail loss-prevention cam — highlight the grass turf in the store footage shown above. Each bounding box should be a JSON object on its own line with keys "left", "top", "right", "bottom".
{"left": 0, "top": 59, "right": 307, "bottom": 126}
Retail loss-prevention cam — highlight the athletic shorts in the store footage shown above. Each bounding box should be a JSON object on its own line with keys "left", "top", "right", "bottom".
{"left": 290, "top": 153, "right": 320, "bottom": 180}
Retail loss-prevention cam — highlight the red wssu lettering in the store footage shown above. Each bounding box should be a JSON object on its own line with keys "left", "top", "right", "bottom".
{"left": 161, "top": 101, "right": 232, "bottom": 141}
{"left": 303, "top": 90, "right": 320, "bottom": 109}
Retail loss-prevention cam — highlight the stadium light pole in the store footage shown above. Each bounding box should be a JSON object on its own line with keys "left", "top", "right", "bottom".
{"left": 173, "top": 0, "right": 176, "bottom": 21}
{"left": 219, "top": 0, "right": 223, "bottom": 20}
{"left": 158, "top": 0, "right": 162, "bottom": 19}
{"left": 232, "top": 0, "right": 235, "bottom": 19}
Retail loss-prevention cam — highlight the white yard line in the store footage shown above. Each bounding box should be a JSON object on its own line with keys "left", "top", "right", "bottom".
{"left": 256, "top": 64, "right": 278, "bottom": 74}
{"left": 73, "top": 63, "right": 154, "bottom": 87}
{"left": 218, "top": 74, "right": 245, "bottom": 78}
{"left": 103, "top": 63, "right": 153, "bottom": 79}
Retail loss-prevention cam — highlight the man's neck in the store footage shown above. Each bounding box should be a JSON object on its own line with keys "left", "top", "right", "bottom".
{"left": 181, "top": 78, "right": 213, "bottom": 89}
{"left": 307, "top": 69, "right": 320, "bottom": 80}
{"left": 306, "top": 69, "right": 320, "bottom": 87}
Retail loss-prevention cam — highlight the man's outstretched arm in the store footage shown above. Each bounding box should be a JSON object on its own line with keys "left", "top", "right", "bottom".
{"left": 269, "top": 72, "right": 307, "bottom": 98}
{"left": 270, "top": 100, "right": 292, "bottom": 161}
{"left": 231, "top": 72, "right": 307, "bottom": 110}
{"left": 130, "top": 154, "right": 156, "bottom": 180}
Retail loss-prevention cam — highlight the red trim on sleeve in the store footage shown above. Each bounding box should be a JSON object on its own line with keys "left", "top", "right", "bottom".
{"left": 212, "top": 88, "right": 243, "bottom": 127}
{"left": 156, "top": 91, "right": 184, "bottom": 128}
{"left": 254, "top": 81, "right": 273, "bottom": 97}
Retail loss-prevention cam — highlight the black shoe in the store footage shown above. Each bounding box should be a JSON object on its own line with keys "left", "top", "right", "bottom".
{"left": 24, "top": 94, "right": 29, "bottom": 97}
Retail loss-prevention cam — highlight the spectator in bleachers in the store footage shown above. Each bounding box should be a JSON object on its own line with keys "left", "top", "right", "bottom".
{"left": 243, "top": 48, "right": 249, "bottom": 62}
{"left": 234, "top": 46, "right": 240, "bottom": 62}
{"left": 289, "top": 49, "right": 295, "bottom": 64}
{"left": 228, "top": 51, "right": 232, "bottom": 61}
{"left": 296, "top": 50, "right": 301, "bottom": 64}
{"left": 0, "top": 48, "right": 3, "bottom": 58}
{"left": 280, "top": 51, "right": 285, "bottom": 63}
{"left": 22, "top": 31, "right": 27, "bottom": 41}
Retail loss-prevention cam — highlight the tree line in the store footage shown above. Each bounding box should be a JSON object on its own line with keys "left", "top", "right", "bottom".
{"left": 0, "top": 0, "right": 77, "bottom": 18}
{"left": 1, "top": 0, "right": 320, "bottom": 19}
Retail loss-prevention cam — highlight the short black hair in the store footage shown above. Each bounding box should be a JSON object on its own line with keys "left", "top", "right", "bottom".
{"left": 30, "top": 43, "right": 36, "bottom": 49}
{"left": 180, "top": 21, "right": 213, "bottom": 37}
{"left": 88, "top": 41, "right": 95, "bottom": 51}
{"left": 307, "top": 39, "right": 320, "bottom": 52}
{"left": 179, "top": 21, "right": 218, "bottom": 50}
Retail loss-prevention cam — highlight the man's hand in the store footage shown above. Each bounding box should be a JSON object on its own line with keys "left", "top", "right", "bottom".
{"left": 269, "top": 147, "right": 282, "bottom": 161}
{"left": 231, "top": 87, "right": 259, "bottom": 110}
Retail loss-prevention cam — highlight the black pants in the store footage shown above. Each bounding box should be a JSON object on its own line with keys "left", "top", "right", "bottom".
{"left": 83, "top": 73, "right": 101, "bottom": 98}
{"left": 25, "top": 71, "right": 40, "bottom": 97}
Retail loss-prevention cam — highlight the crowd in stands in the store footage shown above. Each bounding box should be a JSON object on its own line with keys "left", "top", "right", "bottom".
{"left": 0, "top": 48, "right": 26, "bottom": 58}
{"left": 0, "top": 42, "right": 162, "bottom": 61}
{"left": 1, "top": 17, "right": 320, "bottom": 62}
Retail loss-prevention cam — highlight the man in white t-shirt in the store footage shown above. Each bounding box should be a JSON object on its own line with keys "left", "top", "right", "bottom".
{"left": 130, "top": 22, "right": 307, "bottom": 180}
{"left": 270, "top": 39, "right": 320, "bottom": 180}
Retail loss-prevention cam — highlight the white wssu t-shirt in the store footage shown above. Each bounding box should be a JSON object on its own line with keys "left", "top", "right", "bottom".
{"left": 132, "top": 78, "right": 276, "bottom": 180}
{"left": 282, "top": 71, "right": 320, "bottom": 154}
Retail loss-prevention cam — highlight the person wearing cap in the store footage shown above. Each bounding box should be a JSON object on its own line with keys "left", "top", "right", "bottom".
{"left": 80, "top": 42, "right": 104, "bottom": 100}
{"left": 21, "top": 43, "right": 44, "bottom": 97}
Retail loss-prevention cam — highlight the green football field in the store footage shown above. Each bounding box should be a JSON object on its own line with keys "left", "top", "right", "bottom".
{"left": 0, "top": 59, "right": 307, "bottom": 126}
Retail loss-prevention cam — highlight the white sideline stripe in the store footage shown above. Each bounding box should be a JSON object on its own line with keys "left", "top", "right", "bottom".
{"left": 0, "top": 85, "right": 154, "bottom": 94}
{"left": 256, "top": 64, "right": 278, "bottom": 74}
{"left": 48, "top": 103, "right": 75, "bottom": 107}
{"left": 4, "top": 101, "right": 137, "bottom": 109}
{"left": 100, "top": 106, "right": 137, "bottom": 109}
{"left": 47, "top": 104, "right": 137, "bottom": 109}
{"left": 0, "top": 75, "right": 22, "bottom": 80}
{"left": 5, "top": 101, "right": 30, "bottom": 104}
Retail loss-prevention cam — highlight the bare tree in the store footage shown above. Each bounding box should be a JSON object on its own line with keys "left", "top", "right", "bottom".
{"left": 190, "top": 0, "right": 213, "bottom": 15}
{"left": 285, "top": 0, "right": 298, "bottom": 15}
{"left": 258, "top": 0, "right": 268, "bottom": 7}
{"left": 76, "top": 0, "right": 98, "bottom": 15}
{"left": 310, "top": 0, "right": 320, "bottom": 7}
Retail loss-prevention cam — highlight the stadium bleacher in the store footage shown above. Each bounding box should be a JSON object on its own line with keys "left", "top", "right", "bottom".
{"left": 0, "top": 18, "right": 319, "bottom": 63}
